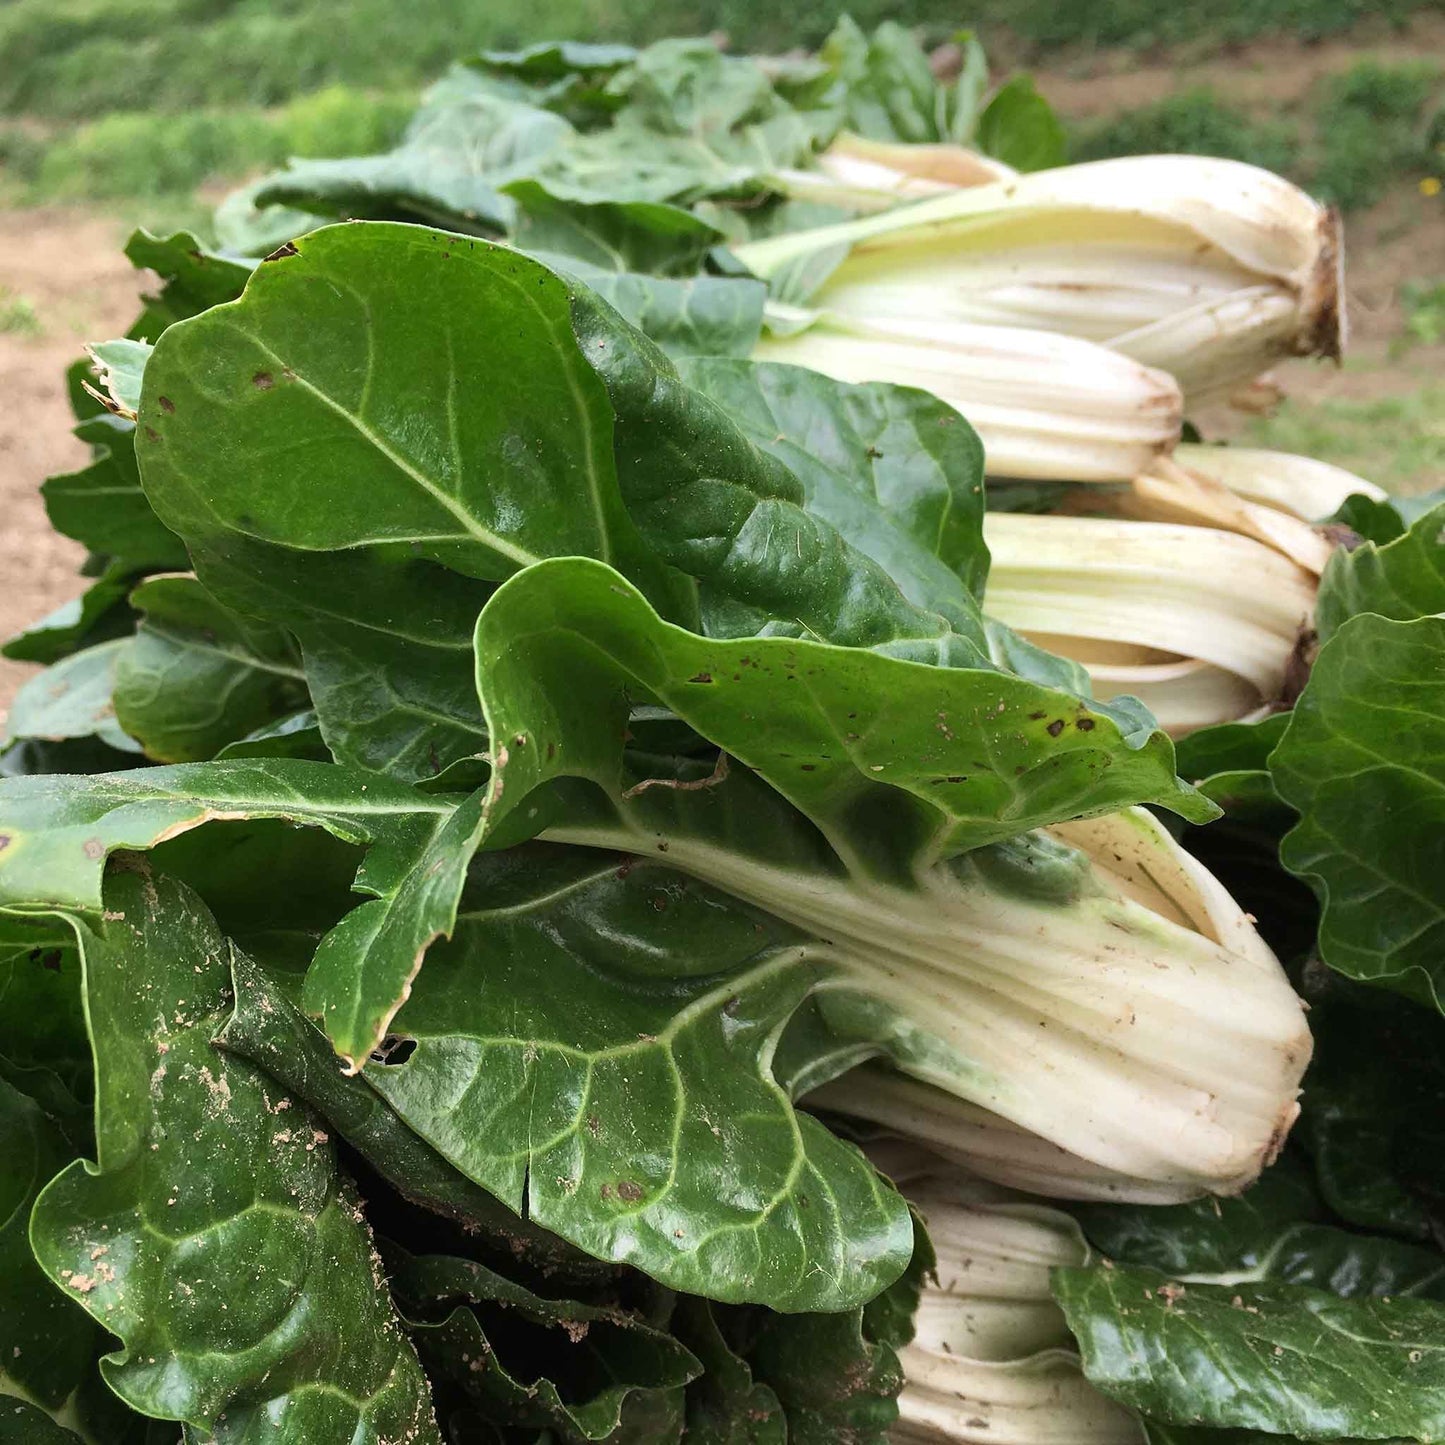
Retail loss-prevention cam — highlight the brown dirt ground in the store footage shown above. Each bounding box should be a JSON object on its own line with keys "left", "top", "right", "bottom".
{"left": 0, "top": 208, "right": 144, "bottom": 718}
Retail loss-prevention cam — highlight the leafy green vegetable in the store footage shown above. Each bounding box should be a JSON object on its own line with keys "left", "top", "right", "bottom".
{"left": 1056, "top": 1263, "right": 1445, "bottom": 1441}
{"left": 1274, "top": 613, "right": 1445, "bottom": 1008}
{"left": 25, "top": 869, "right": 442, "bottom": 1442}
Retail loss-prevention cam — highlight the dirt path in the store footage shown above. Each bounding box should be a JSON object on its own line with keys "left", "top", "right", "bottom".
{"left": 0, "top": 208, "right": 143, "bottom": 715}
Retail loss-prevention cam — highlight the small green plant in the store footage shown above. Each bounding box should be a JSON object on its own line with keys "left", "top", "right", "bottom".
{"left": 1069, "top": 89, "right": 1295, "bottom": 173}
{"left": 1398, "top": 279, "right": 1445, "bottom": 348}
{"left": 1311, "top": 58, "right": 1442, "bottom": 209}
{"left": 0, "top": 286, "right": 42, "bottom": 335}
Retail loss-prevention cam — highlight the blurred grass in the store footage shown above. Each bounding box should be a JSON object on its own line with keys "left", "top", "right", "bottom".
{"left": 1241, "top": 375, "right": 1445, "bottom": 492}
{"left": 1073, "top": 59, "right": 1444, "bottom": 210}
{"left": 3, "top": 0, "right": 1441, "bottom": 124}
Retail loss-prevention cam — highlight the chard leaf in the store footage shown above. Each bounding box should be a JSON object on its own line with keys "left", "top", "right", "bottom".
{"left": 1298, "top": 965, "right": 1445, "bottom": 1244}
{"left": 0, "top": 1074, "right": 96, "bottom": 1414}
{"left": 1273, "top": 614, "right": 1445, "bottom": 1007}
{"left": 672, "top": 357, "right": 990, "bottom": 608}
{"left": 1076, "top": 1154, "right": 1445, "bottom": 1299}
{"left": 2, "top": 560, "right": 137, "bottom": 666}
{"left": 25, "top": 870, "right": 441, "bottom": 1443}
{"left": 0, "top": 761, "right": 490, "bottom": 1072}
{"left": 974, "top": 76, "right": 1067, "bottom": 172}
{"left": 41, "top": 415, "right": 187, "bottom": 570}
{"left": 673, "top": 1299, "right": 784, "bottom": 1444}
{"left": 548, "top": 262, "right": 765, "bottom": 358}
{"left": 1174, "top": 713, "right": 1290, "bottom": 811}
{"left": 744, "top": 1303, "right": 902, "bottom": 1445}
{"left": 123, "top": 229, "right": 254, "bottom": 329}
{"left": 473, "top": 557, "right": 1212, "bottom": 880}
{"left": 507, "top": 180, "right": 723, "bottom": 274}
{"left": 137, "top": 223, "right": 692, "bottom": 778}
{"left": 1054, "top": 1263, "right": 1445, "bottom": 1441}
{"left": 0, "top": 1403, "right": 81, "bottom": 1442}
{"left": 4, "top": 642, "right": 142, "bottom": 755}
{"left": 85, "top": 340, "right": 151, "bottom": 421}
{"left": 365, "top": 841, "right": 913, "bottom": 1311}
{"left": 1315, "top": 500, "right": 1445, "bottom": 644}
{"left": 817, "top": 18, "right": 941, "bottom": 145}
{"left": 0, "top": 760, "right": 452, "bottom": 914}
{"left": 255, "top": 81, "right": 574, "bottom": 233}
{"left": 391, "top": 1249, "right": 697, "bottom": 1439}
{"left": 216, "top": 949, "right": 593, "bottom": 1272}
{"left": 112, "top": 576, "right": 309, "bottom": 763}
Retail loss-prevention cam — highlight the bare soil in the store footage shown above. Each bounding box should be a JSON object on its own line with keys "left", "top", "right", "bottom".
{"left": 0, "top": 208, "right": 143, "bottom": 717}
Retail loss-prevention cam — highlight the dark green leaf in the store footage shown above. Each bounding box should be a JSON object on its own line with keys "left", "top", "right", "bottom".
{"left": 217, "top": 946, "right": 591, "bottom": 1271}
{"left": 1274, "top": 614, "right": 1445, "bottom": 1007}
{"left": 123, "top": 229, "right": 254, "bottom": 327}
{"left": 26, "top": 870, "right": 441, "bottom": 1442}
{"left": 547, "top": 262, "right": 765, "bottom": 359}
{"left": 1056, "top": 1262, "right": 1445, "bottom": 1440}
{"left": 673, "top": 1299, "right": 784, "bottom": 1445}
{"left": 112, "top": 575, "right": 309, "bottom": 762}
{"left": 0, "top": 1402, "right": 82, "bottom": 1443}
{"left": 3, "top": 560, "right": 137, "bottom": 666}
{"left": 818, "top": 18, "right": 943, "bottom": 145}
{"left": 41, "top": 415, "right": 188, "bottom": 569}
{"left": 137, "top": 224, "right": 692, "bottom": 779}
{"left": 393, "top": 1249, "right": 697, "bottom": 1440}
{"left": 4, "top": 642, "right": 142, "bottom": 755}
{"left": 1299, "top": 964, "right": 1445, "bottom": 1243}
{"left": 1315, "top": 501, "right": 1445, "bottom": 645}
{"left": 366, "top": 841, "right": 913, "bottom": 1311}
{"left": 975, "top": 76, "right": 1067, "bottom": 172}
{"left": 1174, "top": 713, "right": 1290, "bottom": 811}
{"left": 0, "top": 1074, "right": 96, "bottom": 1413}
{"left": 672, "top": 356, "right": 990, "bottom": 608}
{"left": 474, "top": 557, "right": 1213, "bottom": 884}
{"left": 256, "top": 78, "right": 573, "bottom": 233}
{"left": 0, "top": 760, "right": 491, "bottom": 1074}
{"left": 508, "top": 181, "right": 723, "bottom": 275}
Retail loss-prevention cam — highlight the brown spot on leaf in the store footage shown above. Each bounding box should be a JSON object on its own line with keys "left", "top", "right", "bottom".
{"left": 82, "top": 837, "right": 105, "bottom": 860}
{"left": 1046, "top": 719, "right": 1065, "bottom": 738}
{"left": 615, "top": 1180, "right": 645, "bottom": 1203}
{"left": 157, "top": 395, "right": 176, "bottom": 413}
{"left": 1076, "top": 718, "right": 1096, "bottom": 732}
{"left": 252, "top": 371, "right": 275, "bottom": 390}
{"left": 264, "top": 241, "right": 299, "bottom": 261}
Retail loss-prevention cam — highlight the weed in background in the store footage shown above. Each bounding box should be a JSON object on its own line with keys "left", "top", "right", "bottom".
{"left": 1311, "top": 59, "right": 1442, "bottom": 209}
{"left": 0, "top": 290, "right": 43, "bottom": 337}
{"left": 1071, "top": 90, "right": 1296, "bottom": 172}
{"left": 1398, "top": 280, "right": 1445, "bottom": 349}
{"left": 3, "top": 86, "right": 413, "bottom": 205}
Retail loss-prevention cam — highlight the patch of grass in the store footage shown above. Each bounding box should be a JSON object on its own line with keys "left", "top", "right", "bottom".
{"left": 4, "top": 86, "right": 413, "bottom": 205}
{"left": 1241, "top": 378, "right": 1445, "bottom": 493}
{"left": 1310, "top": 59, "right": 1443, "bottom": 209}
{"left": 1398, "top": 280, "right": 1445, "bottom": 349}
{"left": 1071, "top": 89, "right": 1296, "bottom": 172}
{"left": 0, "top": 290, "right": 43, "bottom": 336}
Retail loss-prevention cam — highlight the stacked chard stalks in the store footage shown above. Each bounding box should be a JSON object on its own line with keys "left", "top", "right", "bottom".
{"left": 749, "top": 144, "right": 1362, "bottom": 736}
{"left": 1, "top": 23, "right": 1439, "bottom": 1445}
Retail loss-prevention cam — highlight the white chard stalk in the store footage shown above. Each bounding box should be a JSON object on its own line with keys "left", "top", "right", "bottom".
{"left": 883, "top": 1161, "right": 1143, "bottom": 1445}
{"left": 776, "top": 135, "right": 1016, "bottom": 212}
{"left": 1170, "top": 443, "right": 1387, "bottom": 520}
{"left": 650, "top": 807, "right": 1310, "bottom": 1201}
{"left": 819, "top": 1068, "right": 1208, "bottom": 1204}
{"left": 737, "top": 154, "right": 1344, "bottom": 404}
{"left": 982, "top": 511, "right": 1319, "bottom": 732}
{"left": 755, "top": 308, "right": 1183, "bottom": 482}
